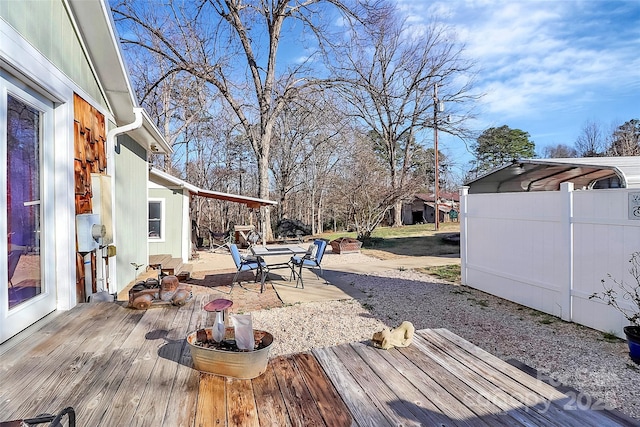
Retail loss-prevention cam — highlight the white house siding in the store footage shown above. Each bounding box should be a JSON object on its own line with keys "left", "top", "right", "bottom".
{"left": 461, "top": 184, "right": 640, "bottom": 337}
{"left": 0, "top": 0, "right": 107, "bottom": 111}
{"left": 0, "top": 0, "right": 112, "bottom": 342}
{"left": 113, "top": 134, "right": 149, "bottom": 293}
{"left": 147, "top": 186, "right": 189, "bottom": 261}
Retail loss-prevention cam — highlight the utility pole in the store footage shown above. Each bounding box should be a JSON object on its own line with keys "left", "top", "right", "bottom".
{"left": 433, "top": 83, "right": 443, "bottom": 231}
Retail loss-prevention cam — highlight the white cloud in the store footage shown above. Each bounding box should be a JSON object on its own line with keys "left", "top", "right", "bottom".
{"left": 393, "top": 0, "right": 639, "bottom": 160}
{"left": 427, "top": 1, "right": 639, "bottom": 121}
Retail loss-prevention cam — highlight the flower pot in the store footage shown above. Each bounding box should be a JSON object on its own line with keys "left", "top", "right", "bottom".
{"left": 330, "top": 237, "right": 362, "bottom": 254}
{"left": 624, "top": 326, "right": 640, "bottom": 364}
{"left": 186, "top": 327, "right": 274, "bottom": 379}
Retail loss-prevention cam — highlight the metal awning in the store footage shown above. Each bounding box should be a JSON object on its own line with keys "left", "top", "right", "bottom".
{"left": 149, "top": 168, "right": 277, "bottom": 208}
{"left": 195, "top": 189, "right": 277, "bottom": 209}
{"left": 464, "top": 157, "right": 640, "bottom": 194}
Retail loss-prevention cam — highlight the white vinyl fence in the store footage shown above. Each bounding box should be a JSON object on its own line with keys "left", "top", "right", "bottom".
{"left": 460, "top": 183, "right": 640, "bottom": 337}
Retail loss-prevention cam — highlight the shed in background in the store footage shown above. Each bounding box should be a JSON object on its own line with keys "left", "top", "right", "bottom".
{"left": 402, "top": 192, "right": 459, "bottom": 225}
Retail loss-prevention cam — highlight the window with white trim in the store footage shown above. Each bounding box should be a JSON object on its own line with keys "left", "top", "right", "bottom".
{"left": 148, "top": 199, "right": 164, "bottom": 240}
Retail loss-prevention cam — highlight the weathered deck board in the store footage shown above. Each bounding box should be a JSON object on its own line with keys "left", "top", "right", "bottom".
{"left": 349, "top": 341, "right": 457, "bottom": 427}
{"left": 227, "top": 378, "right": 260, "bottom": 427}
{"left": 332, "top": 343, "right": 423, "bottom": 427}
{"left": 371, "top": 339, "right": 487, "bottom": 427}
{"left": 312, "top": 346, "right": 394, "bottom": 427}
{"left": 394, "top": 340, "right": 516, "bottom": 426}
{"left": 1, "top": 302, "right": 637, "bottom": 427}
{"left": 313, "top": 330, "right": 638, "bottom": 427}
{"left": 251, "top": 363, "right": 291, "bottom": 427}
{"left": 418, "top": 329, "right": 586, "bottom": 427}
{"left": 196, "top": 373, "right": 226, "bottom": 426}
{"left": 290, "top": 352, "right": 352, "bottom": 427}
{"left": 272, "top": 355, "right": 326, "bottom": 427}
{"left": 409, "top": 332, "right": 555, "bottom": 426}
{"left": 426, "top": 328, "right": 630, "bottom": 427}
{"left": 0, "top": 303, "right": 127, "bottom": 417}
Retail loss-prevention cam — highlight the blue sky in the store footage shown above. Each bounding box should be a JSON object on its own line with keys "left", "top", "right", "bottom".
{"left": 395, "top": 0, "right": 640, "bottom": 178}
{"left": 114, "top": 0, "right": 639, "bottom": 181}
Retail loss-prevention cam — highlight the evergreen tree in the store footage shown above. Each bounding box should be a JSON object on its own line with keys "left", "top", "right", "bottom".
{"left": 470, "top": 125, "right": 535, "bottom": 175}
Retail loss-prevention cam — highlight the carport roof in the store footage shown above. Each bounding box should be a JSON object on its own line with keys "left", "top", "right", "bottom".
{"left": 464, "top": 157, "right": 640, "bottom": 194}
{"left": 149, "top": 168, "right": 277, "bottom": 209}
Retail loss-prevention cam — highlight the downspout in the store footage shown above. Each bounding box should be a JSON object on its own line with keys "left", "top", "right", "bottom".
{"left": 102, "top": 107, "right": 145, "bottom": 294}
{"left": 107, "top": 108, "right": 145, "bottom": 144}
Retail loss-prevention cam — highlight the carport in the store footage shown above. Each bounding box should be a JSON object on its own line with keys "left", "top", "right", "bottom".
{"left": 466, "top": 157, "right": 640, "bottom": 193}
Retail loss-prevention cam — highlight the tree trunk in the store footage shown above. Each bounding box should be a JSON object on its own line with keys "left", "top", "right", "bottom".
{"left": 316, "top": 192, "right": 324, "bottom": 234}
{"left": 393, "top": 200, "right": 403, "bottom": 227}
{"left": 257, "top": 133, "right": 273, "bottom": 242}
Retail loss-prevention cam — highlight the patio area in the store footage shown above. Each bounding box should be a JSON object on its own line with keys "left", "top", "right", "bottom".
{"left": 0, "top": 294, "right": 635, "bottom": 426}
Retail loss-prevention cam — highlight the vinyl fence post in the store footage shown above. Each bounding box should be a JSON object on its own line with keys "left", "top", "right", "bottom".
{"left": 460, "top": 186, "right": 469, "bottom": 286}
{"left": 560, "top": 182, "right": 574, "bottom": 322}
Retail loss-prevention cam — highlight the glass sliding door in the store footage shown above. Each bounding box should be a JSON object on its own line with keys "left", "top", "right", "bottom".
{"left": 7, "top": 94, "right": 42, "bottom": 308}
{"left": 1, "top": 73, "right": 56, "bottom": 343}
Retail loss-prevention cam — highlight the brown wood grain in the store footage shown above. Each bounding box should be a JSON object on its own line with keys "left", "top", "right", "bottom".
{"left": 196, "top": 373, "right": 226, "bottom": 427}
{"left": 83, "top": 129, "right": 94, "bottom": 162}
{"left": 291, "top": 352, "right": 352, "bottom": 427}
{"left": 227, "top": 378, "right": 259, "bottom": 427}
{"left": 73, "top": 121, "right": 84, "bottom": 160}
{"left": 97, "top": 137, "right": 106, "bottom": 171}
{"left": 96, "top": 113, "right": 106, "bottom": 141}
{"left": 252, "top": 362, "right": 292, "bottom": 427}
{"left": 72, "top": 93, "right": 107, "bottom": 302}
{"left": 313, "top": 346, "right": 393, "bottom": 427}
{"left": 271, "top": 356, "right": 325, "bottom": 427}
{"left": 73, "top": 160, "right": 83, "bottom": 195}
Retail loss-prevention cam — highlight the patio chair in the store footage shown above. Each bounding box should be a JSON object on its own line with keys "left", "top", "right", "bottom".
{"left": 246, "top": 230, "right": 261, "bottom": 248}
{"left": 2, "top": 406, "right": 76, "bottom": 426}
{"left": 290, "top": 239, "right": 328, "bottom": 288}
{"left": 210, "top": 231, "right": 233, "bottom": 253}
{"left": 229, "top": 243, "right": 265, "bottom": 291}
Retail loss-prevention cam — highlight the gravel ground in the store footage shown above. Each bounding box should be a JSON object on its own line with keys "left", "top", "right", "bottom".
{"left": 251, "top": 252, "right": 640, "bottom": 421}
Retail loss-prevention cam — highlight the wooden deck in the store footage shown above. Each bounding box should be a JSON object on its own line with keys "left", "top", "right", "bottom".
{"left": 315, "top": 329, "right": 636, "bottom": 427}
{"left": 0, "top": 297, "right": 636, "bottom": 426}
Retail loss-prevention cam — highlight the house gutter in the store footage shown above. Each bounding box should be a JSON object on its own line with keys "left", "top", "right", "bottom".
{"left": 107, "top": 107, "right": 144, "bottom": 143}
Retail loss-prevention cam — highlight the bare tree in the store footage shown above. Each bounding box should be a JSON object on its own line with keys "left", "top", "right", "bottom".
{"left": 124, "top": 36, "right": 214, "bottom": 176}
{"left": 575, "top": 120, "right": 606, "bottom": 157}
{"left": 607, "top": 119, "right": 640, "bottom": 157}
{"left": 270, "top": 91, "right": 347, "bottom": 233}
{"left": 112, "top": 0, "right": 374, "bottom": 240}
{"left": 542, "top": 143, "right": 578, "bottom": 158}
{"left": 330, "top": 134, "right": 403, "bottom": 239}
{"left": 330, "top": 7, "right": 475, "bottom": 227}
